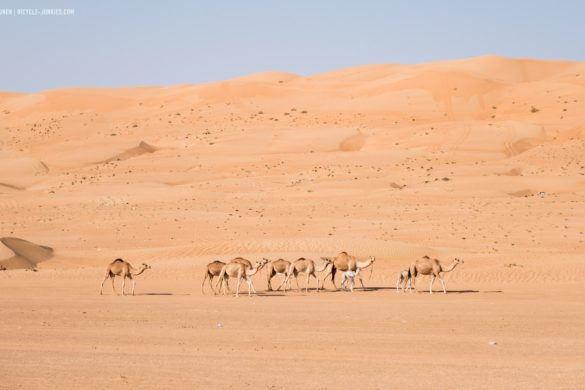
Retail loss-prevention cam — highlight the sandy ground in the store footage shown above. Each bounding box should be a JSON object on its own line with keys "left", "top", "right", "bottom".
{"left": 1, "top": 55, "right": 585, "bottom": 388}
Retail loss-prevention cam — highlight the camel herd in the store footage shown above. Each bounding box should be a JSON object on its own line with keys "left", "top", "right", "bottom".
{"left": 99, "top": 252, "right": 464, "bottom": 297}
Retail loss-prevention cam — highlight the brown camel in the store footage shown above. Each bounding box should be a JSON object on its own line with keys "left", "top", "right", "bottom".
{"left": 230, "top": 257, "right": 264, "bottom": 293}
{"left": 231, "top": 257, "right": 253, "bottom": 268}
{"left": 279, "top": 257, "right": 332, "bottom": 292}
{"left": 201, "top": 260, "right": 227, "bottom": 295}
{"left": 409, "top": 256, "right": 463, "bottom": 294}
{"left": 265, "top": 258, "right": 293, "bottom": 291}
{"left": 319, "top": 252, "right": 376, "bottom": 290}
{"left": 99, "top": 258, "right": 151, "bottom": 296}
{"left": 216, "top": 259, "right": 267, "bottom": 297}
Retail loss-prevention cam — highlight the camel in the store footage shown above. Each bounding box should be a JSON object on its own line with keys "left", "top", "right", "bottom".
{"left": 340, "top": 269, "right": 359, "bottom": 292}
{"left": 230, "top": 257, "right": 263, "bottom": 293}
{"left": 278, "top": 257, "right": 332, "bottom": 293}
{"left": 395, "top": 269, "right": 412, "bottom": 293}
{"left": 99, "top": 258, "right": 151, "bottom": 296}
{"left": 265, "top": 258, "right": 293, "bottom": 291}
{"left": 409, "top": 256, "right": 463, "bottom": 294}
{"left": 201, "top": 260, "right": 226, "bottom": 295}
{"left": 319, "top": 252, "right": 376, "bottom": 290}
{"left": 216, "top": 259, "right": 267, "bottom": 297}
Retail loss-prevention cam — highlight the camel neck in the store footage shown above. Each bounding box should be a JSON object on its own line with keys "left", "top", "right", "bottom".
{"left": 131, "top": 266, "right": 147, "bottom": 276}
{"left": 356, "top": 259, "right": 373, "bottom": 269}
{"left": 443, "top": 261, "right": 459, "bottom": 272}
{"left": 315, "top": 260, "right": 330, "bottom": 272}
{"left": 246, "top": 266, "right": 261, "bottom": 276}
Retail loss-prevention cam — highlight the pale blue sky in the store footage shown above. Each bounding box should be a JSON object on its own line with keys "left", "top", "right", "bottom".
{"left": 1, "top": 0, "right": 584, "bottom": 92}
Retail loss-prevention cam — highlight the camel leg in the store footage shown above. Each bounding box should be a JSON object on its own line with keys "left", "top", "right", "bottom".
{"left": 400, "top": 277, "right": 406, "bottom": 292}
{"left": 235, "top": 276, "right": 241, "bottom": 298}
{"left": 100, "top": 275, "right": 109, "bottom": 295}
{"left": 224, "top": 277, "right": 230, "bottom": 295}
{"left": 276, "top": 275, "right": 288, "bottom": 292}
{"left": 319, "top": 268, "right": 331, "bottom": 291}
{"left": 216, "top": 276, "right": 223, "bottom": 295}
{"left": 411, "top": 273, "right": 416, "bottom": 293}
{"left": 122, "top": 276, "right": 127, "bottom": 296}
{"left": 311, "top": 272, "right": 318, "bottom": 292}
{"left": 132, "top": 279, "right": 136, "bottom": 296}
{"left": 250, "top": 279, "right": 257, "bottom": 294}
{"left": 358, "top": 273, "right": 365, "bottom": 289}
{"left": 306, "top": 273, "right": 311, "bottom": 293}
{"left": 201, "top": 273, "right": 208, "bottom": 295}
{"left": 222, "top": 277, "right": 228, "bottom": 296}
{"left": 209, "top": 275, "right": 217, "bottom": 295}
{"left": 439, "top": 275, "right": 447, "bottom": 294}
{"left": 331, "top": 267, "right": 338, "bottom": 290}
{"left": 266, "top": 272, "right": 273, "bottom": 291}
{"left": 247, "top": 277, "right": 253, "bottom": 297}
{"left": 111, "top": 277, "right": 118, "bottom": 295}
{"left": 429, "top": 275, "right": 435, "bottom": 294}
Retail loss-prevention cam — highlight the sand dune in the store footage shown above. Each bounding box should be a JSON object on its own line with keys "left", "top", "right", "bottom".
{"left": 0, "top": 55, "right": 582, "bottom": 273}
{"left": 0, "top": 237, "right": 54, "bottom": 270}
{"left": 0, "top": 56, "right": 584, "bottom": 388}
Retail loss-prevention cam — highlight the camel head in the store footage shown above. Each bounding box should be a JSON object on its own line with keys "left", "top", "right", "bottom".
{"left": 368, "top": 256, "right": 376, "bottom": 263}
{"left": 141, "top": 263, "right": 151, "bottom": 270}
{"left": 454, "top": 258, "right": 463, "bottom": 264}
{"left": 256, "top": 259, "right": 268, "bottom": 270}
{"left": 320, "top": 257, "right": 333, "bottom": 262}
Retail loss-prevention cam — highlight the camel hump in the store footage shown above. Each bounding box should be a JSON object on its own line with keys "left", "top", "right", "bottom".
{"left": 422, "top": 255, "right": 431, "bottom": 259}
{"left": 112, "top": 258, "right": 125, "bottom": 263}
{"left": 339, "top": 251, "right": 348, "bottom": 255}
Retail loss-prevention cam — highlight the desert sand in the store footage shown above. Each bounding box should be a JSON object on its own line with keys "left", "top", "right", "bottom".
{"left": 1, "top": 55, "right": 585, "bottom": 388}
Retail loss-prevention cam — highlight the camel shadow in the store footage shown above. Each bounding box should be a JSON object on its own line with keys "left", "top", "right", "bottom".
{"left": 134, "top": 292, "right": 188, "bottom": 296}
{"left": 359, "top": 286, "right": 396, "bottom": 292}
{"left": 336, "top": 287, "right": 502, "bottom": 294}
{"left": 253, "top": 292, "right": 296, "bottom": 297}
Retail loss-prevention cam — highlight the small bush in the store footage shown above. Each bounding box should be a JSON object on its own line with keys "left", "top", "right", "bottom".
{"left": 530, "top": 106, "right": 539, "bottom": 113}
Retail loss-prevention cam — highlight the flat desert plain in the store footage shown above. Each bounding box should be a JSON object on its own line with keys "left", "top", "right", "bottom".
{"left": 1, "top": 56, "right": 585, "bottom": 389}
